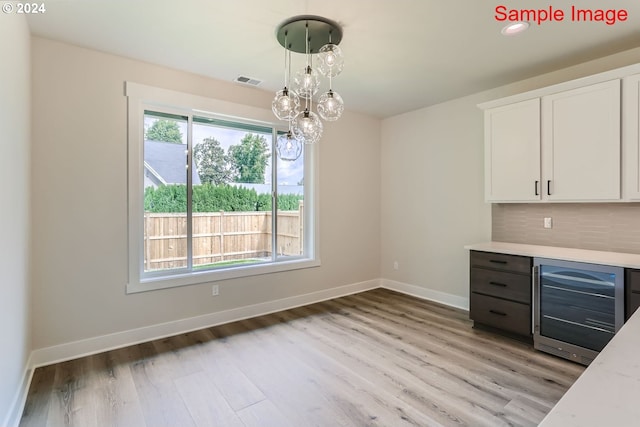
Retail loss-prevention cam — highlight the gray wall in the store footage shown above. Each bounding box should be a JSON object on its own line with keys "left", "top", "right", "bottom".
{"left": 0, "top": 14, "right": 31, "bottom": 426}
{"left": 380, "top": 94, "right": 491, "bottom": 307}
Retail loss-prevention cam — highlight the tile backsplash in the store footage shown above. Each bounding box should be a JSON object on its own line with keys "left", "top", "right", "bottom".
{"left": 492, "top": 203, "right": 640, "bottom": 254}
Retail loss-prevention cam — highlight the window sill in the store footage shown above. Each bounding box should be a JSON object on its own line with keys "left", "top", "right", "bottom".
{"left": 127, "top": 257, "right": 321, "bottom": 294}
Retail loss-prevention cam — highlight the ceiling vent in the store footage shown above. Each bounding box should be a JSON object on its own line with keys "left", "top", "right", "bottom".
{"left": 234, "top": 75, "right": 263, "bottom": 86}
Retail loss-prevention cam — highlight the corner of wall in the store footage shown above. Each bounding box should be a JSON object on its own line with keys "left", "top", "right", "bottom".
{"left": 0, "top": 12, "right": 32, "bottom": 427}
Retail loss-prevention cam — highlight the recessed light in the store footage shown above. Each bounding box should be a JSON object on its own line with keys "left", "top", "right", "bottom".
{"left": 501, "top": 21, "right": 529, "bottom": 36}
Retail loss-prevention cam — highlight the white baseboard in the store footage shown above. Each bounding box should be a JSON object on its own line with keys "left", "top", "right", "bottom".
{"left": 2, "top": 355, "right": 34, "bottom": 427}
{"left": 29, "top": 279, "right": 381, "bottom": 369}
{"left": 381, "top": 278, "right": 469, "bottom": 311}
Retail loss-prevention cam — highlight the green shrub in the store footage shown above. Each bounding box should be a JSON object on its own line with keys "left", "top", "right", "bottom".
{"left": 144, "top": 184, "right": 303, "bottom": 213}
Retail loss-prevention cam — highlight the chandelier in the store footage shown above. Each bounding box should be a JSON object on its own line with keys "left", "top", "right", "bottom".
{"left": 273, "top": 15, "right": 344, "bottom": 160}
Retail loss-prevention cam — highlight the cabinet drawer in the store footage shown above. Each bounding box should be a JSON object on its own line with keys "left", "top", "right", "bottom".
{"left": 470, "top": 293, "right": 531, "bottom": 336}
{"left": 470, "top": 268, "right": 531, "bottom": 304}
{"left": 470, "top": 251, "right": 532, "bottom": 274}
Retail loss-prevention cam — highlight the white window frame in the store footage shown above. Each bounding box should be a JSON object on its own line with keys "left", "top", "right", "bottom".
{"left": 125, "top": 82, "right": 320, "bottom": 293}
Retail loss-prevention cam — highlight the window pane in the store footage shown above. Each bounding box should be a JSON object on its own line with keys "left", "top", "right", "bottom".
{"left": 143, "top": 112, "right": 189, "bottom": 273}
{"left": 276, "top": 144, "right": 304, "bottom": 259}
{"left": 191, "top": 119, "right": 273, "bottom": 270}
{"left": 127, "top": 84, "right": 318, "bottom": 292}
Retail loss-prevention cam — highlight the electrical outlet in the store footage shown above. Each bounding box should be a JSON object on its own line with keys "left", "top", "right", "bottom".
{"left": 212, "top": 285, "right": 219, "bottom": 296}
{"left": 393, "top": 261, "right": 399, "bottom": 270}
{"left": 544, "top": 217, "right": 553, "bottom": 229}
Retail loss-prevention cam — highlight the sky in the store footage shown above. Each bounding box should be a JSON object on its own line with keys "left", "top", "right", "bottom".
{"left": 144, "top": 116, "right": 304, "bottom": 186}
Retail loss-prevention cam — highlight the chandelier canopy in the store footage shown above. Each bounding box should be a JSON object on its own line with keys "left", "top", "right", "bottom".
{"left": 273, "top": 15, "right": 344, "bottom": 160}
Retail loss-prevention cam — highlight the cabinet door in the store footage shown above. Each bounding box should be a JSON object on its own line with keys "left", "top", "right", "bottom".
{"left": 484, "top": 98, "right": 541, "bottom": 202}
{"left": 623, "top": 74, "right": 640, "bottom": 200}
{"left": 626, "top": 269, "right": 640, "bottom": 321}
{"left": 542, "top": 80, "right": 621, "bottom": 201}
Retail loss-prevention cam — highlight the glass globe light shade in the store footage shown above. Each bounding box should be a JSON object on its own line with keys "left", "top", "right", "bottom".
{"left": 292, "top": 109, "right": 323, "bottom": 144}
{"left": 317, "top": 90, "right": 344, "bottom": 122}
{"left": 276, "top": 131, "right": 303, "bottom": 161}
{"left": 318, "top": 44, "right": 344, "bottom": 78}
{"left": 272, "top": 87, "right": 299, "bottom": 121}
{"left": 293, "top": 66, "right": 320, "bottom": 99}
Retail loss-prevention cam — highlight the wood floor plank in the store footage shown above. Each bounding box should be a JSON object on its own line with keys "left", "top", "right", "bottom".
{"left": 236, "top": 399, "right": 296, "bottom": 427}
{"left": 20, "top": 289, "right": 584, "bottom": 427}
{"left": 270, "top": 306, "right": 507, "bottom": 426}
{"left": 45, "top": 358, "right": 96, "bottom": 427}
{"left": 503, "top": 394, "right": 551, "bottom": 427}
{"left": 243, "top": 314, "right": 453, "bottom": 426}
{"left": 174, "top": 371, "right": 245, "bottom": 427}
{"left": 191, "top": 327, "right": 267, "bottom": 411}
{"left": 127, "top": 341, "right": 197, "bottom": 427}
{"left": 299, "top": 309, "right": 504, "bottom": 414}
{"left": 89, "top": 350, "right": 147, "bottom": 427}
{"left": 331, "top": 293, "right": 579, "bottom": 400}
{"left": 19, "top": 364, "right": 56, "bottom": 427}
{"left": 218, "top": 318, "right": 371, "bottom": 427}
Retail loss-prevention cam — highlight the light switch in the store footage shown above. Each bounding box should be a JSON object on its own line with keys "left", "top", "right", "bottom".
{"left": 544, "top": 217, "right": 553, "bottom": 229}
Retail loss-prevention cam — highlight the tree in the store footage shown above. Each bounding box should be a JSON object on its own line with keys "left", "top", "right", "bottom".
{"left": 146, "top": 119, "right": 183, "bottom": 144}
{"left": 228, "top": 133, "right": 271, "bottom": 183}
{"left": 193, "top": 137, "right": 231, "bottom": 185}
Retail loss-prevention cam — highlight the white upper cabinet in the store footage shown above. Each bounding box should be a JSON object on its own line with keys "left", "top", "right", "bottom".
{"left": 481, "top": 78, "right": 622, "bottom": 203}
{"left": 542, "top": 80, "right": 621, "bottom": 201}
{"left": 623, "top": 74, "right": 640, "bottom": 200}
{"left": 484, "top": 99, "right": 540, "bottom": 202}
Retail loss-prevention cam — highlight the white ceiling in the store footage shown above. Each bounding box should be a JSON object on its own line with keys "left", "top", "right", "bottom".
{"left": 26, "top": 0, "right": 640, "bottom": 118}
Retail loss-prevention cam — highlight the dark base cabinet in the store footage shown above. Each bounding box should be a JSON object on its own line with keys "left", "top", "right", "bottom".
{"left": 626, "top": 269, "right": 640, "bottom": 321}
{"left": 470, "top": 251, "right": 533, "bottom": 341}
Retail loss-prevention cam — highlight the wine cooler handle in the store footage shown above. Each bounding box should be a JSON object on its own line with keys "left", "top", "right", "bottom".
{"left": 532, "top": 265, "right": 539, "bottom": 335}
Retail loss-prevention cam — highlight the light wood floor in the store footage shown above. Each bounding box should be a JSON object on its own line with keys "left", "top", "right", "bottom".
{"left": 19, "top": 289, "right": 584, "bottom": 427}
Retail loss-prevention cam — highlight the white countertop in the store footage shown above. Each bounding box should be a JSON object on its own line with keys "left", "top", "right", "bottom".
{"left": 539, "top": 307, "right": 640, "bottom": 427}
{"left": 464, "top": 241, "right": 640, "bottom": 269}
{"left": 465, "top": 242, "right": 640, "bottom": 426}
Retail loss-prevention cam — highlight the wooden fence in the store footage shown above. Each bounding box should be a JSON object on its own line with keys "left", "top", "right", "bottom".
{"left": 144, "top": 201, "right": 303, "bottom": 271}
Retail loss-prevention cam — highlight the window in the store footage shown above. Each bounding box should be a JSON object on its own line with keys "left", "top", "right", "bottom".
{"left": 126, "top": 83, "right": 318, "bottom": 293}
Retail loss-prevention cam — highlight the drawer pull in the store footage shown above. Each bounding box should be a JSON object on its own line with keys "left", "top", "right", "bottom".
{"left": 489, "top": 260, "right": 507, "bottom": 265}
{"left": 632, "top": 290, "right": 640, "bottom": 295}
{"left": 489, "top": 309, "right": 507, "bottom": 316}
{"left": 489, "top": 281, "right": 507, "bottom": 287}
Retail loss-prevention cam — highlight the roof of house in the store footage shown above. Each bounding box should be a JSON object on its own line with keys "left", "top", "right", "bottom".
{"left": 144, "top": 140, "right": 201, "bottom": 185}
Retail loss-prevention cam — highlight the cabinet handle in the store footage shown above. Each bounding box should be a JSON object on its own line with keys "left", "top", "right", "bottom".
{"left": 532, "top": 265, "right": 539, "bottom": 335}
{"left": 535, "top": 180, "right": 539, "bottom": 196}
{"left": 631, "top": 290, "right": 640, "bottom": 295}
{"left": 489, "top": 281, "right": 507, "bottom": 287}
{"left": 489, "top": 309, "right": 507, "bottom": 316}
{"left": 547, "top": 180, "right": 552, "bottom": 196}
{"left": 489, "top": 260, "right": 507, "bottom": 264}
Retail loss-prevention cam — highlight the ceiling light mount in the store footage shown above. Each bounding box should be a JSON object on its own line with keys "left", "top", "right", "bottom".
{"left": 276, "top": 15, "right": 343, "bottom": 53}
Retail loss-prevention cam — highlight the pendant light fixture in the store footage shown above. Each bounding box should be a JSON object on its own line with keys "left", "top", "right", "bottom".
{"left": 272, "top": 33, "right": 299, "bottom": 121}
{"left": 316, "top": 37, "right": 344, "bottom": 121}
{"left": 273, "top": 15, "right": 344, "bottom": 149}
{"left": 276, "top": 130, "right": 303, "bottom": 161}
{"left": 273, "top": 32, "right": 303, "bottom": 161}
